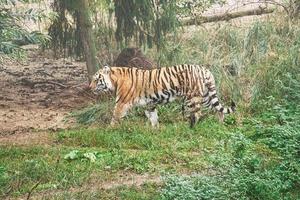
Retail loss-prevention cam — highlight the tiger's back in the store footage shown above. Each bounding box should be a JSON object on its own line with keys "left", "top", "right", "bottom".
{"left": 111, "top": 67, "right": 182, "bottom": 105}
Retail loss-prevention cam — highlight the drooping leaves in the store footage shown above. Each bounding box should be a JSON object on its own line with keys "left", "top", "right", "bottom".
{"left": 0, "top": 0, "right": 50, "bottom": 60}
{"left": 114, "top": 0, "right": 179, "bottom": 49}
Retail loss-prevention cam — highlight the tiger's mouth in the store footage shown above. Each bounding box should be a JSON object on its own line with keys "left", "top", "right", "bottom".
{"left": 89, "top": 81, "right": 106, "bottom": 93}
{"left": 92, "top": 86, "right": 110, "bottom": 94}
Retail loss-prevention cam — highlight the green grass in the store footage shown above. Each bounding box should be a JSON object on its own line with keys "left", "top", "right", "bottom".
{"left": 0, "top": 116, "right": 232, "bottom": 197}
{"left": 1, "top": 104, "right": 299, "bottom": 199}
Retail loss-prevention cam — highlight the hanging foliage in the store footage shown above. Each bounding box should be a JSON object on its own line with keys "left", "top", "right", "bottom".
{"left": 47, "top": 0, "right": 224, "bottom": 60}
{"left": 48, "top": 0, "right": 114, "bottom": 59}
{"left": 48, "top": 0, "right": 83, "bottom": 58}
{"left": 114, "top": 0, "right": 179, "bottom": 49}
{"left": 0, "top": 0, "right": 50, "bottom": 60}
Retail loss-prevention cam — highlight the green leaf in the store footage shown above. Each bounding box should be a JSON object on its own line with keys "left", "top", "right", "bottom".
{"left": 64, "top": 150, "right": 79, "bottom": 160}
{"left": 83, "top": 152, "right": 97, "bottom": 162}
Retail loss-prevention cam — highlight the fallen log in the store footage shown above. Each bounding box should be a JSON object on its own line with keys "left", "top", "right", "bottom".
{"left": 181, "top": 6, "right": 275, "bottom": 26}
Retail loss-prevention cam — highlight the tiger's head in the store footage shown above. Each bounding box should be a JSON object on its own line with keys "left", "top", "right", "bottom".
{"left": 89, "top": 66, "right": 115, "bottom": 94}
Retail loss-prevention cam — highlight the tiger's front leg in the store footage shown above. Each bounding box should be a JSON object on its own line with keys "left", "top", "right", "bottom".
{"left": 111, "top": 102, "right": 132, "bottom": 126}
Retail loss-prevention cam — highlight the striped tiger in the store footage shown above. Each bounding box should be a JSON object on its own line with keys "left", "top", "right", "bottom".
{"left": 89, "top": 65, "right": 235, "bottom": 127}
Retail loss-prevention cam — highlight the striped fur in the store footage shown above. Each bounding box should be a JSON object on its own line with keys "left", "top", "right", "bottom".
{"left": 89, "top": 65, "right": 235, "bottom": 127}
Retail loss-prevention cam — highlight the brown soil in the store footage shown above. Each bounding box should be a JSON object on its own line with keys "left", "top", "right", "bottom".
{"left": 0, "top": 47, "right": 95, "bottom": 144}
{"left": 15, "top": 172, "right": 161, "bottom": 200}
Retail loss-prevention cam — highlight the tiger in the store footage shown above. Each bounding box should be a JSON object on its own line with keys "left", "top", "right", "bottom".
{"left": 89, "top": 65, "right": 235, "bottom": 127}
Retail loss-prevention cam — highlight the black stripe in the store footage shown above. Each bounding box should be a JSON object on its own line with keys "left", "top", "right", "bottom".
{"left": 149, "top": 70, "right": 153, "bottom": 87}
{"left": 141, "top": 70, "right": 145, "bottom": 88}
{"left": 163, "top": 69, "right": 169, "bottom": 83}
{"left": 157, "top": 68, "right": 162, "bottom": 82}
{"left": 179, "top": 64, "right": 184, "bottom": 71}
{"left": 169, "top": 77, "right": 175, "bottom": 89}
{"left": 212, "top": 101, "right": 220, "bottom": 107}
{"left": 200, "top": 69, "right": 205, "bottom": 84}
{"left": 144, "top": 70, "right": 149, "bottom": 97}
{"left": 166, "top": 67, "right": 170, "bottom": 77}
{"left": 155, "top": 92, "right": 160, "bottom": 99}
{"left": 162, "top": 78, "right": 168, "bottom": 90}
{"left": 174, "top": 65, "right": 179, "bottom": 73}
{"left": 153, "top": 86, "right": 158, "bottom": 98}
{"left": 166, "top": 67, "right": 172, "bottom": 85}
{"left": 119, "top": 68, "right": 135, "bottom": 103}
{"left": 169, "top": 68, "right": 176, "bottom": 89}
{"left": 116, "top": 90, "right": 121, "bottom": 103}
{"left": 170, "top": 67, "right": 177, "bottom": 77}
{"left": 210, "top": 94, "right": 217, "bottom": 99}
{"left": 152, "top": 71, "right": 158, "bottom": 97}
{"left": 170, "top": 89, "right": 175, "bottom": 96}
{"left": 203, "top": 91, "right": 209, "bottom": 98}
{"left": 202, "top": 101, "right": 210, "bottom": 106}
{"left": 163, "top": 91, "right": 171, "bottom": 102}
{"left": 153, "top": 72, "right": 158, "bottom": 96}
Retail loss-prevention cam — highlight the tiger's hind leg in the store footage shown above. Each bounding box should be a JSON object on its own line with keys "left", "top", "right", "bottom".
{"left": 145, "top": 107, "right": 159, "bottom": 127}
{"left": 186, "top": 96, "right": 205, "bottom": 128}
{"left": 189, "top": 110, "right": 206, "bottom": 128}
{"left": 216, "top": 112, "right": 224, "bottom": 123}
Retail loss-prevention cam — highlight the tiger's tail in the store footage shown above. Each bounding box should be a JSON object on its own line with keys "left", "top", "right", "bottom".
{"left": 201, "top": 80, "right": 236, "bottom": 114}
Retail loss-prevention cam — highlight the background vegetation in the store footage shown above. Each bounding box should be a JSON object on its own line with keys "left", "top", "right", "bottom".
{"left": 0, "top": 0, "right": 299, "bottom": 199}
{"left": 0, "top": 0, "right": 51, "bottom": 61}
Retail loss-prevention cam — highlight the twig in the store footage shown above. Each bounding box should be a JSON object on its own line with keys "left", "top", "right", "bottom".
{"left": 0, "top": 186, "right": 13, "bottom": 199}
{"left": 262, "top": 0, "right": 289, "bottom": 13}
{"left": 71, "top": 87, "right": 97, "bottom": 101}
{"left": 69, "top": 82, "right": 89, "bottom": 88}
{"left": 32, "top": 81, "right": 68, "bottom": 88}
{"left": 46, "top": 81, "right": 68, "bottom": 88}
{"left": 26, "top": 179, "right": 42, "bottom": 200}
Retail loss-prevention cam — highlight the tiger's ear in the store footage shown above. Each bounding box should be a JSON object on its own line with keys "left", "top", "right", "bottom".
{"left": 103, "top": 65, "right": 110, "bottom": 74}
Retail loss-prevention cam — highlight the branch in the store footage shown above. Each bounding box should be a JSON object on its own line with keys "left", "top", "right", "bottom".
{"left": 26, "top": 179, "right": 42, "bottom": 200}
{"left": 181, "top": 6, "right": 275, "bottom": 26}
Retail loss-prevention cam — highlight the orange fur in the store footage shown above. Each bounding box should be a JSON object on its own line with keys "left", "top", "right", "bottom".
{"left": 90, "top": 65, "right": 235, "bottom": 127}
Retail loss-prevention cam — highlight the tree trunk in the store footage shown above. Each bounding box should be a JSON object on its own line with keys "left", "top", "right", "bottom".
{"left": 181, "top": 7, "right": 275, "bottom": 26}
{"left": 291, "top": 0, "right": 300, "bottom": 18}
{"left": 76, "top": 0, "right": 98, "bottom": 82}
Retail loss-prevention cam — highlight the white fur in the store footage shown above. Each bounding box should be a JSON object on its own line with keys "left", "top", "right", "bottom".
{"left": 168, "top": 95, "right": 176, "bottom": 102}
{"left": 209, "top": 90, "right": 217, "bottom": 96}
{"left": 215, "top": 105, "right": 222, "bottom": 110}
{"left": 103, "top": 74, "right": 115, "bottom": 91}
{"left": 137, "top": 97, "right": 149, "bottom": 106}
{"left": 211, "top": 98, "right": 218, "bottom": 104}
{"left": 145, "top": 109, "right": 159, "bottom": 127}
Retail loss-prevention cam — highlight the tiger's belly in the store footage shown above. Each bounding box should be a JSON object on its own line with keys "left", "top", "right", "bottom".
{"left": 136, "top": 90, "right": 178, "bottom": 106}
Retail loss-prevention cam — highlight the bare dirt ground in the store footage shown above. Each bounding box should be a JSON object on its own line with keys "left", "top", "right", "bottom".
{"left": 0, "top": 48, "right": 163, "bottom": 199}
{"left": 0, "top": 48, "right": 95, "bottom": 145}
{"left": 21, "top": 172, "right": 162, "bottom": 200}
